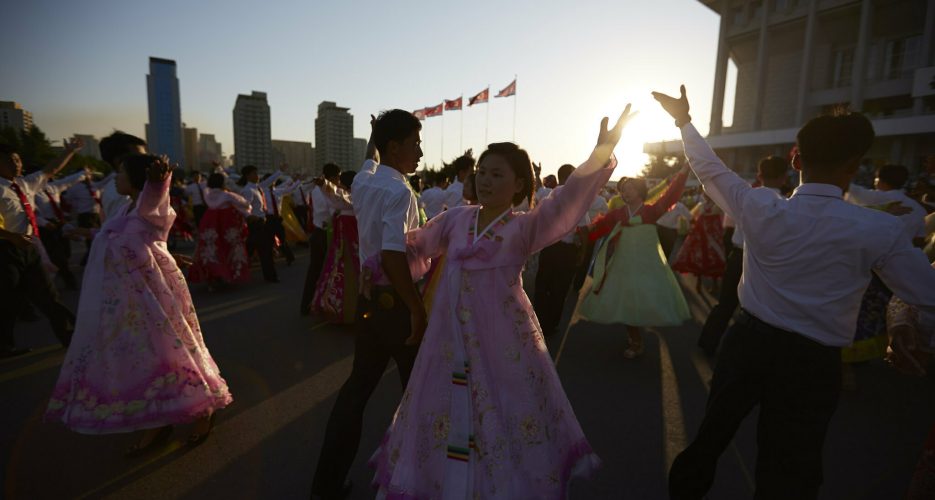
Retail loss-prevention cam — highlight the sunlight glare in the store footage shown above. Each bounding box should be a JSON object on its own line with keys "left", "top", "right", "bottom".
{"left": 601, "top": 94, "right": 683, "bottom": 179}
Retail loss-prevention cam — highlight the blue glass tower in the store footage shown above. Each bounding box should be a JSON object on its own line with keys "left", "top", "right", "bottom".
{"left": 146, "top": 57, "right": 184, "bottom": 167}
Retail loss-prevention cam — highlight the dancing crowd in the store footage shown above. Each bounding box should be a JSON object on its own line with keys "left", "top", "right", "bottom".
{"left": 2, "top": 84, "right": 935, "bottom": 499}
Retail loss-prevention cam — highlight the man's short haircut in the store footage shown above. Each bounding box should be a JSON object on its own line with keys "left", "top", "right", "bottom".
{"left": 557, "top": 164, "right": 576, "bottom": 185}
{"left": 757, "top": 156, "right": 788, "bottom": 180}
{"left": 796, "top": 111, "right": 874, "bottom": 173}
{"left": 207, "top": 173, "right": 226, "bottom": 189}
{"left": 100, "top": 131, "right": 147, "bottom": 167}
{"left": 877, "top": 164, "right": 909, "bottom": 189}
{"left": 451, "top": 151, "right": 476, "bottom": 174}
{"left": 322, "top": 163, "right": 341, "bottom": 179}
{"left": 339, "top": 170, "right": 357, "bottom": 189}
{"left": 372, "top": 110, "right": 422, "bottom": 156}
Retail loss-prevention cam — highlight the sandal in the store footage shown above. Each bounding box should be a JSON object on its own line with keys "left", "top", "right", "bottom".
{"left": 125, "top": 425, "right": 173, "bottom": 458}
{"left": 623, "top": 341, "right": 644, "bottom": 359}
{"left": 187, "top": 413, "right": 216, "bottom": 447}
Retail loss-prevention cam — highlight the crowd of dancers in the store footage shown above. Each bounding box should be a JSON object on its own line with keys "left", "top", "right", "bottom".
{"left": 2, "top": 85, "right": 935, "bottom": 499}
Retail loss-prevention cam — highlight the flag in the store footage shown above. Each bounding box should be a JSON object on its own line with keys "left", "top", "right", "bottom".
{"left": 468, "top": 88, "right": 489, "bottom": 106}
{"left": 424, "top": 103, "right": 443, "bottom": 117}
{"left": 444, "top": 97, "right": 463, "bottom": 111}
{"left": 413, "top": 108, "right": 427, "bottom": 120}
{"left": 496, "top": 79, "right": 516, "bottom": 98}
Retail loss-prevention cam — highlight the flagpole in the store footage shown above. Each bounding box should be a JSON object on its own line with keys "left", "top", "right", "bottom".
{"left": 440, "top": 106, "right": 445, "bottom": 165}
{"left": 485, "top": 85, "right": 490, "bottom": 146}
{"left": 512, "top": 74, "right": 517, "bottom": 142}
{"left": 459, "top": 94, "right": 463, "bottom": 153}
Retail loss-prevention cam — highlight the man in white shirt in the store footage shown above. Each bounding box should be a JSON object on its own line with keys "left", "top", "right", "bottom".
{"left": 239, "top": 165, "right": 281, "bottom": 283}
{"left": 443, "top": 150, "right": 474, "bottom": 210}
{"left": 184, "top": 171, "right": 208, "bottom": 225}
{"left": 846, "top": 164, "right": 927, "bottom": 246}
{"left": 262, "top": 174, "right": 298, "bottom": 266}
{"left": 0, "top": 140, "right": 82, "bottom": 357}
{"left": 300, "top": 163, "right": 341, "bottom": 316}
{"left": 654, "top": 86, "right": 935, "bottom": 499}
{"left": 533, "top": 164, "right": 589, "bottom": 336}
{"left": 698, "top": 156, "right": 788, "bottom": 357}
{"left": 419, "top": 173, "right": 447, "bottom": 219}
{"left": 35, "top": 168, "right": 88, "bottom": 290}
{"left": 290, "top": 175, "right": 310, "bottom": 231}
{"left": 572, "top": 192, "right": 611, "bottom": 291}
{"left": 312, "top": 109, "right": 424, "bottom": 500}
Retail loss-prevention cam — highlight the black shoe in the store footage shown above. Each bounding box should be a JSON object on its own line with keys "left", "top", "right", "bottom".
{"left": 311, "top": 480, "right": 352, "bottom": 500}
{"left": 1, "top": 347, "right": 32, "bottom": 358}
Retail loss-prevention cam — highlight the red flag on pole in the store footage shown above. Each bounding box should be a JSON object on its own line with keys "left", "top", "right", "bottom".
{"left": 413, "top": 108, "right": 427, "bottom": 120}
{"left": 468, "top": 88, "right": 489, "bottom": 106}
{"left": 496, "top": 79, "right": 516, "bottom": 98}
{"left": 444, "top": 97, "right": 463, "bottom": 111}
{"left": 424, "top": 103, "right": 443, "bottom": 117}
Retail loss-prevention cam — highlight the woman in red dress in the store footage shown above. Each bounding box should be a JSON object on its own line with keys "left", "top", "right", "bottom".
{"left": 188, "top": 173, "right": 251, "bottom": 289}
{"left": 672, "top": 193, "right": 726, "bottom": 281}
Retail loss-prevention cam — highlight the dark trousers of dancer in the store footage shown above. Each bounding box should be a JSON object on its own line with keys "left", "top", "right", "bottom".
{"left": 39, "top": 225, "right": 77, "bottom": 290}
{"left": 193, "top": 204, "right": 207, "bottom": 227}
{"left": 657, "top": 225, "right": 678, "bottom": 260}
{"left": 246, "top": 217, "right": 277, "bottom": 282}
{"left": 265, "top": 215, "right": 294, "bottom": 264}
{"left": 76, "top": 212, "right": 101, "bottom": 265}
{"left": 300, "top": 226, "right": 329, "bottom": 315}
{"left": 311, "top": 287, "right": 419, "bottom": 498}
{"left": 669, "top": 310, "right": 841, "bottom": 500}
{"left": 0, "top": 241, "right": 75, "bottom": 352}
{"left": 534, "top": 241, "right": 578, "bottom": 336}
{"left": 293, "top": 205, "right": 309, "bottom": 234}
{"left": 697, "top": 246, "right": 743, "bottom": 355}
{"left": 573, "top": 237, "right": 596, "bottom": 292}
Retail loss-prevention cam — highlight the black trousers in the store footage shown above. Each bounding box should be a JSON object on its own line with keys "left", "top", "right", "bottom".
{"left": 76, "top": 212, "right": 101, "bottom": 265}
{"left": 573, "top": 237, "right": 596, "bottom": 292}
{"left": 669, "top": 310, "right": 841, "bottom": 500}
{"left": 698, "top": 246, "right": 744, "bottom": 354}
{"left": 193, "top": 204, "right": 207, "bottom": 226}
{"left": 39, "top": 225, "right": 77, "bottom": 290}
{"left": 265, "top": 214, "right": 294, "bottom": 263}
{"left": 657, "top": 225, "right": 678, "bottom": 260}
{"left": 0, "top": 241, "right": 75, "bottom": 350}
{"left": 311, "top": 289, "right": 419, "bottom": 497}
{"left": 534, "top": 241, "right": 578, "bottom": 335}
{"left": 246, "top": 218, "right": 277, "bottom": 281}
{"left": 300, "top": 226, "right": 329, "bottom": 314}
{"left": 293, "top": 205, "right": 309, "bottom": 233}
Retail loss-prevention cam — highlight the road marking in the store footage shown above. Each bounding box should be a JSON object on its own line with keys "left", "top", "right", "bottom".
{"left": 86, "top": 354, "right": 355, "bottom": 499}
{"left": 197, "top": 296, "right": 280, "bottom": 323}
{"left": 553, "top": 279, "right": 591, "bottom": 367}
{"left": 654, "top": 331, "right": 688, "bottom": 472}
{"left": 0, "top": 352, "right": 65, "bottom": 384}
{"left": 309, "top": 321, "right": 328, "bottom": 332}
{"left": 0, "top": 345, "right": 60, "bottom": 366}
{"left": 196, "top": 294, "right": 269, "bottom": 315}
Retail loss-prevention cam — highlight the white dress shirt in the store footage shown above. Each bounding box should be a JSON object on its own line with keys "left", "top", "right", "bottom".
{"left": 846, "top": 184, "right": 927, "bottom": 239}
{"left": 263, "top": 180, "right": 298, "bottom": 216}
{"left": 587, "top": 194, "right": 609, "bottom": 221}
{"left": 681, "top": 122, "right": 935, "bottom": 346}
{"left": 185, "top": 181, "right": 208, "bottom": 206}
{"left": 310, "top": 186, "right": 333, "bottom": 230}
{"left": 444, "top": 179, "right": 465, "bottom": 209}
{"left": 240, "top": 171, "right": 283, "bottom": 218}
{"left": 352, "top": 164, "right": 420, "bottom": 272}
{"left": 420, "top": 186, "right": 446, "bottom": 220}
{"left": 656, "top": 201, "right": 692, "bottom": 230}
{"left": 64, "top": 174, "right": 109, "bottom": 215}
{"left": 34, "top": 170, "right": 86, "bottom": 225}
{"left": 101, "top": 179, "right": 131, "bottom": 221}
{"left": 0, "top": 171, "right": 48, "bottom": 235}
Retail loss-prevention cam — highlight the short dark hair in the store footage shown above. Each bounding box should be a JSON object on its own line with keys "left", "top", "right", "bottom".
{"left": 757, "top": 156, "right": 788, "bottom": 180}
{"left": 339, "top": 170, "right": 357, "bottom": 189}
{"left": 121, "top": 154, "right": 158, "bottom": 191}
{"left": 463, "top": 173, "right": 477, "bottom": 202}
{"left": 0, "top": 143, "right": 16, "bottom": 157}
{"left": 372, "top": 109, "right": 421, "bottom": 156}
{"left": 100, "top": 131, "right": 146, "bottom": 167}
{"left": 451, "top": 151, "right": 475, "bottom": 174}
{"left": 323, "top": 163, "right": 341, "bottom": 178}
{"left": 877, "top": 164, "right": 909, "bottom": 189}
{"left": 622, "top": 177, "right": 649, "bottom": 200}
{"left": 237, "top": 165, "right": 257, "bottom": 186}
{"left": 796, "top": 112, "right": 874, "bottom": 173}
{"left": 409, "top": 174, "right": 422, "bottom": 192}
{"left": 557, "top": 164, "right": 575, "bottom": 185}
{"left": 207, "top": 173, "right": 225, "bottom": 189}
{"left": 477, "top": 142, "right": 534, "bottom": 207}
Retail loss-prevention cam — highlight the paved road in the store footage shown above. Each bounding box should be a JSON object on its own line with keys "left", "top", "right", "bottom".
{"left": 2, "top": 247, "right": 932, "bottom": 499}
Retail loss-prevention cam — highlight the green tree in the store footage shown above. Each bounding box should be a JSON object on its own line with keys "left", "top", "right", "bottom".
{"left": 642, "top": 153, "right": 682, "bottom": 179}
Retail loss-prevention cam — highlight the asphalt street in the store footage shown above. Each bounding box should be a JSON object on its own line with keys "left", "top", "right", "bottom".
{"left": 2, "top": 246, "right": 932, "bottom": 499}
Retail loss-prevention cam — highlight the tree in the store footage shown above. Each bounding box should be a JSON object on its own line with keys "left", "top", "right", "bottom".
{"left": 1, "top": 125, "right": 109, "bottom": 174}
{"left": 642, "top": 153, "right": 682, "bottom": 179}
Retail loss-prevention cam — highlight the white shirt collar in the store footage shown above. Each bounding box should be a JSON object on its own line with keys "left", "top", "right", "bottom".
{"left": 791, "top": 183, "right": 843, "bottom": 199}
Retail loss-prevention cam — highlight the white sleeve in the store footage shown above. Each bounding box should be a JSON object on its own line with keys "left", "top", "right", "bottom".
{"left": 680, "top": 123, "right": 751, "bottom": 221}
{"left": 381, "top": 189, "right": 413, "bottom": 252}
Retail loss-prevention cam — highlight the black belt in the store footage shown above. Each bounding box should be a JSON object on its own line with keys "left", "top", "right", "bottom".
{"left": 736, "top": 308, "right": 794, "bottom": 337}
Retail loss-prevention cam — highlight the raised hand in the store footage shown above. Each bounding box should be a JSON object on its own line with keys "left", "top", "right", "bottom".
{"left": 64, "top": 137, "right": 84, "bottom": 154}
{"left": 146, "top": 155, "right": 171, "bottom": 183}
{"left": 596, "top": 103, "right": 637, "bottom": 151}
{"left": 651, "top": 85, "right": 691, "bottom": 126}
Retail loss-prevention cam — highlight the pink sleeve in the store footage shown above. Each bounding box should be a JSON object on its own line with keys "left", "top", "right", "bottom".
{"left": 520, "top": 155, "right": 615, "bottom": 255}
{"left": 137, "top": 176, "right": 175, "bottom": 239}
{"left": 403, "top": 208, "right": 453, "bottom": 278}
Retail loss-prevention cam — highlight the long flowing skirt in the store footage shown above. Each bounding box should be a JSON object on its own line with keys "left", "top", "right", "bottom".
{"left": 188, "top": 206, "right": 250, "bottom": 285}
{"left": 46, "top": 229, "right": 232, "bottom": 434}
{"left": 311, "top": 214, "right": 360, "bottom": 324}
{"left": 578, "top": 223, "right": 690, "bottom": 327}
{"left": 281, "top": 196, "right": 308, "bottom": 243}
{"left": 842, "top": 273, "right": 892, "bottom": 363}
{"left": 671, "top": 213, "right": 725, "bottom": 278}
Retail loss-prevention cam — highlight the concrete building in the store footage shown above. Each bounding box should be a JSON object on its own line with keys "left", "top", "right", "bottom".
{"left": 182, "top": 125, "right": 198, "bottom": 172}
{"left": 0, "top": 101, "right": 34, "bottom": 131}
{"left": 233, "top": 91, "right": 273, "bottom": 171}
{"left": 198, "top": 133, "right": 223, "bottom": 169}
{"left": 272, "top": 140, "right": 316, "bottom": 176}
{"left": 72, "top": 134, "right": 101, "bottom": 160}
{"left": 145, "top": 57, "right": 184, "bottom": 167}
{"left": 646, "top": 0, "right": 935, "bottom": 176}
{"left": 351, "top": 137, "right": 368, "bottom": 172}
{"left": 314, "top": 101, "right": 355, "bottom": 170}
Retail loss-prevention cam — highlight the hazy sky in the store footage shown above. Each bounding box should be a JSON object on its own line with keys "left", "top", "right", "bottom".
{"left": 1, "top": 0, "right": 725, "bottom": 177}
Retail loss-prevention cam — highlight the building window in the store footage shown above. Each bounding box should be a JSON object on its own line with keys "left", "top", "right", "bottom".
{"left": 771, "top": 0, "right": 790, "bottom": 13}
{"left": 883, "top": 34, "right": 922, "bottom": 80}
{"left": 831, "top": 46, "right": 855, "bottom": 88}
{"left": 731, "top": 5, "right": 745, "bottom": 26}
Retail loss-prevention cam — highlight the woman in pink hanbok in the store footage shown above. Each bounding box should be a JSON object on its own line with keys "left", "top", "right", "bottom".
{"left": 46, "top": 155, "right": 232, "bottom": 455}
{"left": 369, "top": 106, "right": 636, "bottom": 499}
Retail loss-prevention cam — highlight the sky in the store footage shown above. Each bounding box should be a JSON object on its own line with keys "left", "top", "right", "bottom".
{"left": 0, "top": 0, "right": 726, "bottom": 178}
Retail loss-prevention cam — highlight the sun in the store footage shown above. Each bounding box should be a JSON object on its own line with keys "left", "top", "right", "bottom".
{"left": 601, "top": 95, "right": 682, "bottom": 179}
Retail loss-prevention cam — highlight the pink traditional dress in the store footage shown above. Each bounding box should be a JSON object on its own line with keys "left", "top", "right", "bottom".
{"left": 189, "top": 189, "right": 251, "bottom": 285}
{"left": 369, "top": 152, "right": 614, "bottom": 500}
{"left": 311, "top": 186, "right": 359, "bottom": 324}
{"left": 671, "top": 196, "right": 725, "bottom": 278}
{"left": 45, "top": 176, "right": 232, "bottom": 434}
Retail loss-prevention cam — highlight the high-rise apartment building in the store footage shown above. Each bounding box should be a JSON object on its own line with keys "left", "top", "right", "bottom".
{"left": 198, "top": 133, "right": 223, "bottom": 169}
{"left": 233, "top": 91, "right": 273, "bottom": 171}
{"left": 182, "top": 125, "right": 198, "bottom": 172}
{"left": 0, "top": 101, "right": 34, "bottom": 131}
{"left": 314, "top": 101, "right": 354, "bottom": 170}
{"left": 272, "top": 140, "right": 316, "bottom": 176}
{"left": 350, "top": 137, "right": 368, "bottom": 172}
{"left": 72, "top": 134, "right": 101, "bottom": 160}
{"left": 646, "top": 0, "right": 935, "bottom": 174}
{"left": 145, "top": 57, "right": 184, "bottom": 167}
